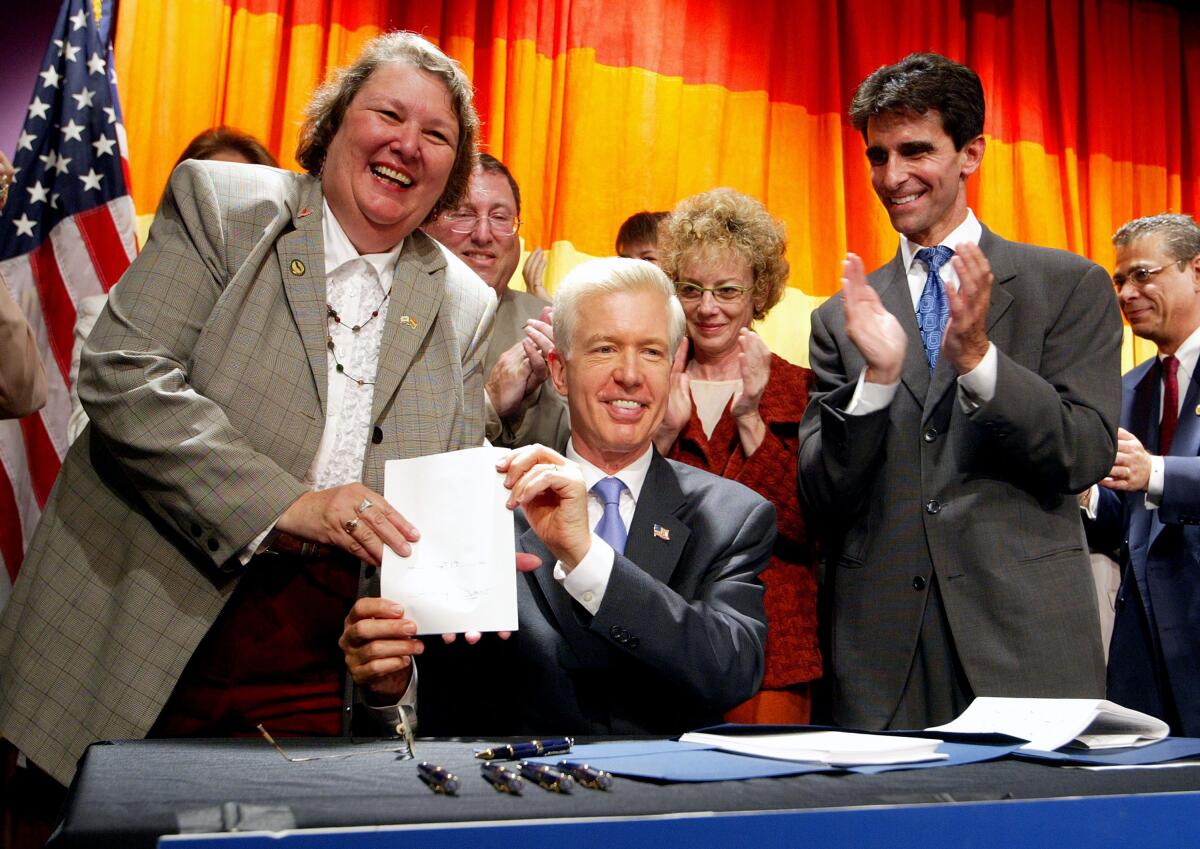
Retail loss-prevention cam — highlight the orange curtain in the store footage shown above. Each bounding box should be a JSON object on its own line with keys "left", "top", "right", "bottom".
{"left": 114, "top": 0, "right": 1200, "bottom": 367}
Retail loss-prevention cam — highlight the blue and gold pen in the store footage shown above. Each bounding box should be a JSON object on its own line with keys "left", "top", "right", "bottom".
{"left": 557, "top": 761, "right": 614, "bottom": 790}
{"left": 519, "top": 762, "right": 575, "bottom": 793}
{"left": 475, "top": 737, "right": 574, "bottom": 760}
{"left": 417, "top": 761, "right": 460, "bottom": 795}
{"left": 480, "top": 761, "right": 525, "bottom": 794}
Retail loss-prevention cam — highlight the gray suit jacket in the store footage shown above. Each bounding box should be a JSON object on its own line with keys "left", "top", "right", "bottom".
{"left": 799, "top": 226, "right": 1122, "bottom": 729}
{"left": 0, "top": 161, "right": 495, "bottom": 785}
{"left": 484, "top": 286, "right": 570, "bottom": 451}
{"left": 418, "top": 451, "right": 772, "bottom": 736}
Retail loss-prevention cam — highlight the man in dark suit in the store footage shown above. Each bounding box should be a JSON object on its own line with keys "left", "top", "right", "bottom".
{"left": 341, "top": 257, "right": 773, "bottom": 735}
{"left": 1087, "top": 213, "right": 1200, "bottom": 735}
{"left": 798, "top": 53, "right": 1123, "bottom": 730}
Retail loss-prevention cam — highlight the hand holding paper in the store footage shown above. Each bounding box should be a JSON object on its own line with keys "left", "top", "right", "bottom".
{"left": 498, "top": 444, "right": 592, "bottom": 570}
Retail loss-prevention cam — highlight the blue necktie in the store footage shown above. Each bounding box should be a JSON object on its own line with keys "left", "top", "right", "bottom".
{"left": 592, "top": 477, "right": 627, "bottom": 555}
{"left": 914, "top": 246, "right": 955, "bottom": 371}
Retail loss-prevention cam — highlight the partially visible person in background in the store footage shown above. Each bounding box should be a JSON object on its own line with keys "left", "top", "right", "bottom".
{"left": 424, "top": 153, "right": 569, "bottom": 450}
{"left": 66, "top": 127, "right": 280, "bottom": 442}
{"left": 0, "top": 149, "right": 48, "bottom": 419}
{"left": 616, "top": 210, "right": 668, "bottom": 266}
{"left": 654, "top": 188, "right": 819, "bottom": 724}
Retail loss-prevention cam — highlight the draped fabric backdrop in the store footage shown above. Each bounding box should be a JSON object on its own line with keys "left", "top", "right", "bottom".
{"left": 114, "top": 0, "right": 1199, "bottom": 368}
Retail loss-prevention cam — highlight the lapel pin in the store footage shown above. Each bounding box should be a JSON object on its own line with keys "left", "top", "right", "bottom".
{"left": 399, "top": 315, "right": 418, "bottom": 329}
{"left": 652, "top": 524, "right": 670, "bottom": 541}
{"left": 298, "top": 206, "right": 312, "bottom": 218}
{"left": 289, "top": 259, "right": 306, "bottom": 276}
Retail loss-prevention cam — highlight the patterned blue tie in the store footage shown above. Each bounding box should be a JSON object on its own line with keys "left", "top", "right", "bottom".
{"left": 914, "top": 246, "right": 955, "bottom": 371}
{"left": 592, "top": 477, "right": 628, "bottom": 555}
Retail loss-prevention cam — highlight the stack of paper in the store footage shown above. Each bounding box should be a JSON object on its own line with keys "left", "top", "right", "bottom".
{"left": 678, "top": 730, "right": 948, "bottom": 766}
{"left": 928, "top": 697, "right": 1169, "bottom": 751}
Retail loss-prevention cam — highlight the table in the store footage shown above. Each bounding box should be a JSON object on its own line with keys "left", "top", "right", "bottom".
{"left": 50, "top": 737, "right": 1200, "bottom": 848}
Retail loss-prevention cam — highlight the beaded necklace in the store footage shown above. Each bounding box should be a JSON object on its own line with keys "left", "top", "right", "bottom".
{"left": 326, "top": 285, "right": 392, "bottom": 386}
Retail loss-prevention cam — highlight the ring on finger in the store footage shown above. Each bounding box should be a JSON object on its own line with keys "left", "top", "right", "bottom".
{"left": 343, "top": 518, "right": 359, "bottom": 534}
{"left": 355, "top": 497, "right": 373, "bottom": 514}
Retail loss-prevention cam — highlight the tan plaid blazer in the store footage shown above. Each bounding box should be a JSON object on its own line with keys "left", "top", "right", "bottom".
{"left": 0, "top": 161, "right": 495, "bottom": 785}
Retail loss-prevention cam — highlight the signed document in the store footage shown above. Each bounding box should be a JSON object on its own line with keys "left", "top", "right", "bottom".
{"left": 381, "top": 446, "right": 517, "bottom": 634}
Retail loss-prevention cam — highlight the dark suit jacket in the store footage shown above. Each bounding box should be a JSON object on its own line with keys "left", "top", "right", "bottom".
{"left": 418, "top": 451, "right": 773, "bottom": 736}
{"left": 799, "top": 225, "right": 1122, "bottom": 729}
{"left": 1091, "top": 357, "right": 1200, "bottom": 734}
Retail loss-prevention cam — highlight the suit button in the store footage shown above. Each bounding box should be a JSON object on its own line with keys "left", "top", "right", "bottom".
{"left": 923, "top": 428, "right": 938, "bottom": 443}
{"left": 372, "top": 426, "right": 383, "bottom": 445}
{"left": 207, "top": 538, "right": 220, "bottom": 552}
{"left": 912, "top": 575, "right": 927, "bottom": 591}
{"left": 925, "top": 499, "right": 941, "bottom": 514}
{"left": 627, "top": 636, "right": 640, "bottom": 650}
{"left": 610, "top": 625, "right": 626, "bottom": 641}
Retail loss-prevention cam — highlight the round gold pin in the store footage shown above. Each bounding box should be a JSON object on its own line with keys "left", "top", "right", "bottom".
{"left": 290, "top": 259, "right": 305, "bottom": 276}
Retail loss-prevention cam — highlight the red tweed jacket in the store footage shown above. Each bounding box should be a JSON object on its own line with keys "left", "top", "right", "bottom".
{"left": 668, "top": 353, "right": 820, "bottom": 688}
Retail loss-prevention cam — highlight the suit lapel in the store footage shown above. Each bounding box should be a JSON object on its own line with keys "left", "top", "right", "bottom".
{"left": 370, "top": 233, "right": 447, "bottom": 422}
{"left": 276, "top": 181, "right": 330, "bottom": 416}
{"left": 1149, "top": 363, "right": 1200, "bottom": 548}
{"left": 524, "top": 524, "right": 610, "bottom": 666}
{"left": 624, "top": 451, "right": 691, "bottom": 586}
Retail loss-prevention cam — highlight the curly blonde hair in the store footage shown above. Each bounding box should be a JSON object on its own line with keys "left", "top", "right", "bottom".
{"left": 660, "top": 188, "right": 788, "bottom": 321}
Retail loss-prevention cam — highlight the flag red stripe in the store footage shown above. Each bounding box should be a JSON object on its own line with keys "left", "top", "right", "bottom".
{"left": 19, "top": 414, "right": 61, "bottom": 510}
{"left": 30, "top": 240, "right": 78, "bottom": 384}
{"left": 0, "top": 458, "right": 27, "bottom": 584}
{"left": 76, "top": 205, "right": 130, "bottom": 291}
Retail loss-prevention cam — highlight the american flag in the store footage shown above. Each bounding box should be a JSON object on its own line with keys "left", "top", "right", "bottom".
{"left": 0, "top": 0, "right": 136, "bottom": 609}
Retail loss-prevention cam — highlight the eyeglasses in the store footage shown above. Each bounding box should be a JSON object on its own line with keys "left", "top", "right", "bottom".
{"left": 1112, "top": 258, "right": 1189, "bottom": 290}
{"left": 441, "top": 210, "right": 520, "bottom": 236}
{"left": 675, "top": 282, "right": 752, "bottom": 302}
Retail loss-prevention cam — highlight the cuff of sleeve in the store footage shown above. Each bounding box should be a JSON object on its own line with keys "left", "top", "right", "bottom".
{"left": 1147, "top": 455, "right": 1165, "bottom": 509}
{"left": 846, "top": 367, "right": 898, "bottom": 415}
{"left": 1081, "top": 484, "right": 1100, "bottom": 519}
{"left": 553, "top": 533, "right": 613, "bottom": 615}
{"left": 240, "top": 519, "right": 282, "bottom": 566}
{"left": 362, "top": 662, "right": 419, "bottom": 735}
{"left": 956, "top": 342, "right": 997, "bottom": 410}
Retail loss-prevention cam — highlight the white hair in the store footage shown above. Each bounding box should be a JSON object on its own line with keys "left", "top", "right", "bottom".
{"left": 553, "top": 257, "right": 686, "bottom": 359}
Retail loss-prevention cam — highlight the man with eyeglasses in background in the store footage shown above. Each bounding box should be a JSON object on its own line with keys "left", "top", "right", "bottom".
{"left": 424, "top": 154, "right": 569, "bottom": 449}
{"left": 1083, "top": 213, "right": 1200, "bottom": 735}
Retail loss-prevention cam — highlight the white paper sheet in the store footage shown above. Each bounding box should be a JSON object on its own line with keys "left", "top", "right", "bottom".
{"left": 381, "top": 446, "right": 517, "bottom": 634}
{"left": 928, "top": 697, "right": 1169, "bottom": 752}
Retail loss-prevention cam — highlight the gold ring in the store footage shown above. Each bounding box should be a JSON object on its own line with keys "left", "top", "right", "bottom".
{"left": 355, "top": 497, "right": 373, "bottom": 514}
{"left": 343, "top": 518, "right": 359, "bottom": 534}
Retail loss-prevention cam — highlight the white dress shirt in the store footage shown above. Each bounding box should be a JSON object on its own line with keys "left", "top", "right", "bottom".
{"left": 554, "top": 441, "right": 654, "bottom": 615}
{"left": 847, "top": 209, "right": 998, "bottom": 415}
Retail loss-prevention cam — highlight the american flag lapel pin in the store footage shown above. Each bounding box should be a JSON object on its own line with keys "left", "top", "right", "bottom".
{"left": 652, "top": 524, "right": 670, "bottom": 541}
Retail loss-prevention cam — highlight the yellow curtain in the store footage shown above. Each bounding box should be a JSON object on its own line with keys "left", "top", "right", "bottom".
{"left": 114, "top": 0, "right": 1200, "bottom": 369}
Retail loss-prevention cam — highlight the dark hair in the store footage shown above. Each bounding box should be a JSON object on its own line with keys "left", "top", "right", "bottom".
{"left": 477, "top": 153, "right": 521, "bottom": 216}
{"left": 174, "top": 127, "right": 277, "bottom": 168}
{"left": 1113, "top": 214, "right": 1200, "bottom": 262}
{"left": 615, "top": 211, "right": 669, "bottom": 255}
{"left": 296, "top": 31, "right": 479, "bottom": 219}
{"left": 849, "top": 52, "right": 984, "bottom": 151}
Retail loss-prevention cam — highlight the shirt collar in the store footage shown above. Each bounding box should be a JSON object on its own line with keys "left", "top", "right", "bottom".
{"left": 901, "top": 208, "right": 983, "bottom": 272}
{"left": 321, "top": 198, "right": 405, "bottom": 282}
{"left": 565, "top": 440, "right": 654, "bottom": 503}
{"left": 1162, "top": 322, "right": 1200, "bottom": 380}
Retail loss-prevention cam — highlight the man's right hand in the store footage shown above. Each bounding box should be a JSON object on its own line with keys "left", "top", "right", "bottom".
{"left": 841, "top": 252, "right": 906, "bottom": 385}
{"left": 340, "top": 597, "right": 422, "bottom": 703}
{"left": 497, "top": 445, "right": 592, "bottom": 570}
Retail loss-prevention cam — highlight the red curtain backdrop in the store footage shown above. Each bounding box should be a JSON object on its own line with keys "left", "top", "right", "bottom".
{"left": 113, "top": 0, "right": 1200, "bottom": 366}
